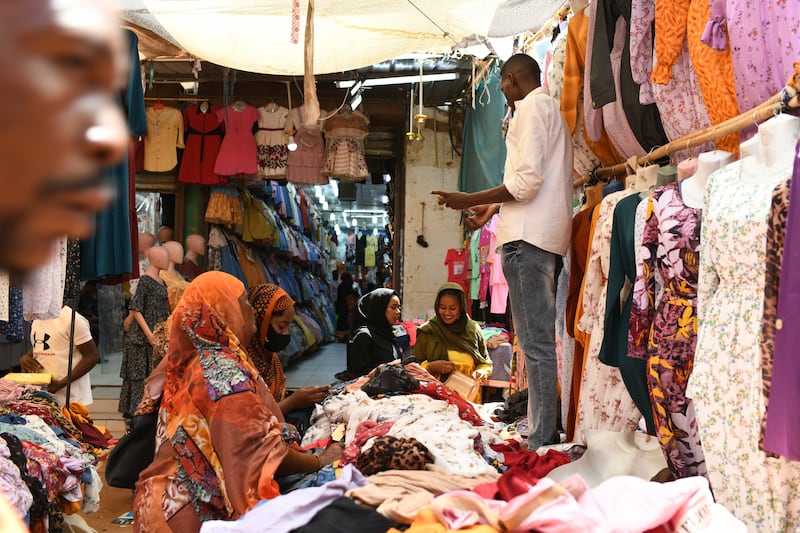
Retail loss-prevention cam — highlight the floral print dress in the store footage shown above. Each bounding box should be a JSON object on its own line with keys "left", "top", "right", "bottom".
{"left": 628, "top": 182, "right": 707, "bottom": 480}
{"left": 690, "top": 161, "right": 800, "bottom": 531}
{"left": 575, "top": 189, "right": 641, "bottom": 434}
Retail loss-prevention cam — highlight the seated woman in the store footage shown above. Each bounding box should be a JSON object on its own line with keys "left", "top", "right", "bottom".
{"left": 134, "top": 272, "right": 341, "bottom": 532}
{"left": 247, "top": 283, "right": 329, "bottom": 415}
{"left": 345, "top": 288, "right": 402, "bottom": 378}
{"left": 414, "top": 283, "right": 493, "bottom": 382}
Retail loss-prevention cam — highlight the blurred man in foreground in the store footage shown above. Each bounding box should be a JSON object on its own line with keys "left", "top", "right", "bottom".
{"left": 0, "top": 0, "right": 128, "bottom": 275}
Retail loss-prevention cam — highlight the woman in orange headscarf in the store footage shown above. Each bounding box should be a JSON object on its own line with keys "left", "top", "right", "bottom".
{"left": 134, "top": 272, "right": 341, "bottom": 532}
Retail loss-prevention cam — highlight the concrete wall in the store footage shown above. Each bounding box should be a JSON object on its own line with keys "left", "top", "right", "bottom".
{"left": 401, "top": 110, "right": 463, "bottom": 320}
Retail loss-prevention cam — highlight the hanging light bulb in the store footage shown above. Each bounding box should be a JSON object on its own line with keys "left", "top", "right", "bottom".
{"left": 287, "top": 134, "right": 298, "bottom": 151}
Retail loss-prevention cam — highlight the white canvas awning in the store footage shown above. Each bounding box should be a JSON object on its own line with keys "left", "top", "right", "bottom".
{"left": 125, "top": 0, "right": 566, "bottom": 74}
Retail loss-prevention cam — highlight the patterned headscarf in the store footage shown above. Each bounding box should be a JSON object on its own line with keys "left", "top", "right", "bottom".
{"left": 247, "top": 284, "right": 295, "bottom": 402}
{"left": 162, "top": 272, "right": 286, "bottom": 519}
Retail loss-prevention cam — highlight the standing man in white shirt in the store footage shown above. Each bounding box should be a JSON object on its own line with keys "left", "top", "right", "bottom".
{"left": 433, "top": 53, "right": 573, "bottom": 450}
{"left": 19, "top": 306, "right": 98, "bottom": 407}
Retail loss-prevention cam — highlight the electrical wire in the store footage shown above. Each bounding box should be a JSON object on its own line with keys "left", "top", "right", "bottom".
{"left": 405, "top": 0, "right": 458, "bottom": 43}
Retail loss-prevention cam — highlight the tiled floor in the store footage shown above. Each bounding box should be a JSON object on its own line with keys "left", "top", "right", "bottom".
{"left": 284, "top": 342, "right": 346, "bottom": 389}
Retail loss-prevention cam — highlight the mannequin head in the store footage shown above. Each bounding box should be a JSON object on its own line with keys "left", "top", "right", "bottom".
{"left": 139, "top": 232, "right": 155, "bottom": 254}
{"left": 157, "top": 225, "right": 173, "bottom": 245}
{"left": 185, "top": 234, "right": 206, "bottom": 259}
{"left": 756, "top": 114, "right": 800, "bottom": 169}
{"left": 695, "top": 150, "right": 734, "bottom": 181}
{"left": 147, "top": 246, "right": 170, "bottom": 271}
{"left": 163, "top": 240, "right": 184, "bottom": 266}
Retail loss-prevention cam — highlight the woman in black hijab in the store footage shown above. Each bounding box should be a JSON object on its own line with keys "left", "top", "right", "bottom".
{"left": 345, "top": 288, "right": 402, "bottom": 377}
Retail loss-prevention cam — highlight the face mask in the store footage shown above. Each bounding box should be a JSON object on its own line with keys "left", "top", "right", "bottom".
{"left": 264, "top": 324, "right": 292, "bottom": 352}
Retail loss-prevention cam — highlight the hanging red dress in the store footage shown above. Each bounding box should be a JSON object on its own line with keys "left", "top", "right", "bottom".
{"left": 178, "top": 102, "right": 225, "bottom": 185}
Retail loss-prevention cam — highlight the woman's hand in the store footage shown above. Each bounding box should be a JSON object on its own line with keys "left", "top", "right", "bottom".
{"left": 472, "top": 368, "right": 491, "bottom": 381}
{"left": 427, "top": 360, "right": 456, "bottom": 375}
{"left": 288, "top": 386, "right": 330, "bottom": 410}
{"left": 317, "top": 442, "right": 345, "bottom": 467}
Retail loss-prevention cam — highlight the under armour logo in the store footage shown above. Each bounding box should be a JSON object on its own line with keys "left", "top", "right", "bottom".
{"left": 33, "top": 333, "right": 50, "bottom": 351}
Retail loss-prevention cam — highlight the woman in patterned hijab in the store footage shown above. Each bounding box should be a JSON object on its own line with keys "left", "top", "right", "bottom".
{"left": 248, "top": 283, "right": 329, "bottom": 412}
{"left": 134, "top": 273, "right": 340, "bottom": 532}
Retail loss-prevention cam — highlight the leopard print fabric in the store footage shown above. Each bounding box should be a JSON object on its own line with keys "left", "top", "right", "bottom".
{"left": 355, "top": 435, "right": 433, "bottom": 476}
{"left": 760, "top": 178, "right": 790, "bottom": 455}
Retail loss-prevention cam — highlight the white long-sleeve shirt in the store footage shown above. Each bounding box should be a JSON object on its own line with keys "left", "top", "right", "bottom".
{"left": 496, "top": 87, "right": 574, "bottom": 256}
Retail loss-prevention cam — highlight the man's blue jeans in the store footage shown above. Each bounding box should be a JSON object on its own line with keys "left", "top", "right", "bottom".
{"left": 501, "top": 240, "right": 562, "bottom": 450}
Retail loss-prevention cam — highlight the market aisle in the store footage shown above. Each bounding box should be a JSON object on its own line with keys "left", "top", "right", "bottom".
{"left": 284, "top": 341, "right": 346, "bottom": 389}
{"left": 80, "top": 463, "right": 135, "bottom": 531}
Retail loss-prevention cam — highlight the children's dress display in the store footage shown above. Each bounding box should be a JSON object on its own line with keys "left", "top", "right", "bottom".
{"left": 178, "top": 102, "right": 224, "bottom": 185}
{"left": 214, "top": 104, "right": 259, "bottom": 177}
{"left": 255, "top": 103, "right": 289, "bottom": 177}
{"left": 320, "top": 110, "right": 369, "bottom": 181}
{"left": 287, "top": 107, "right": 328, "bottom": 185}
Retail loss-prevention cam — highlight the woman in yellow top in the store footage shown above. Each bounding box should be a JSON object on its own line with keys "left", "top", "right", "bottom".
{"left": 414, "top": 283, "right": 492, "bottom": 382}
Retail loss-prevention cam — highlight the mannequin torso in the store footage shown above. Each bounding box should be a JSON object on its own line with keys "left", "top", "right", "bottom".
{"left": 741, "top": 114, "right": 800, "bottom": 182}
{"left": 180, "top": 234, "right": 206, "bottom": 281}
{"left": 547, "top": 430, "right": 666, "bottom": 488}
{"left": 739, "top": 134, "right": 759, "bottom": 159}
{"left": 680, "top": 150, "right": 735, "bottom": 209}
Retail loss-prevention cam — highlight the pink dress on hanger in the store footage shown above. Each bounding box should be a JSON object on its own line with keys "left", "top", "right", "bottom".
{"left": 287, "top": 107, "right": 328, "bottom": 186}
{"left": 214, "top": 104, "right": 259, "bottom": 177}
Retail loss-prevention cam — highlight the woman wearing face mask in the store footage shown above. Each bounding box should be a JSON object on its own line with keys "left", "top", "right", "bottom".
{"left": 345, "top": 288, "right": 402, "bottom": 378}
{"left": 414, "top": 283, "right": 493, "bottom": 382}
{"left": 247, "top": 284, "right": 329, "bottom": 414}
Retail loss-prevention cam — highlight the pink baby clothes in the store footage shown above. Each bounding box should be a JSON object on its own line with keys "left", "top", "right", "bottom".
{"left": 478, "top": 224, "right": 492, "bottom": 305}
{"left": 487, "top": 215, "right": 509, "bottom": 314}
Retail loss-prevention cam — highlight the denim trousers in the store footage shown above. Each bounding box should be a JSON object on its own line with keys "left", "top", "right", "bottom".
{"left": 501, "top": 240, "right": 562, "bottom": 450}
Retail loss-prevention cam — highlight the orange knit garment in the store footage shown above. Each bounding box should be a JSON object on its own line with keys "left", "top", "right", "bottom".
{"left": 651, "top": 0, "right": 691, "bottom": 84}
{"left": 686, "top": 0, "right": 740, "bottom": 153}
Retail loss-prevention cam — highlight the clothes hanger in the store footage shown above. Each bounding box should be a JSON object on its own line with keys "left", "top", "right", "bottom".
{"left": 152, "top": 97, "right": 164, "bottom": 111}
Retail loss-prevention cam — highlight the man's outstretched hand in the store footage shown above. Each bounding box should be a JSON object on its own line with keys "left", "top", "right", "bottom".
{"left": 432, "top": 190, "right": 473, "bottom": 211}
